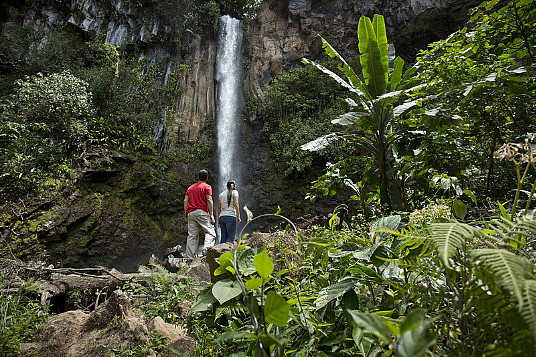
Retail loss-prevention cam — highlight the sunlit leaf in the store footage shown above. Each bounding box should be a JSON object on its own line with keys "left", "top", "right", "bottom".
{"left": 265, "top": 291, "right": 291, "bottom": 327}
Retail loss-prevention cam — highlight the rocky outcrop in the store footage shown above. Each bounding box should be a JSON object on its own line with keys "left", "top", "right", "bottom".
{"left": 3, "top": 151, "right": 188, "bottom": 271}
{"left": 22, "top": 290, "right": 195, "bottom": 357}
{"left": 3, "top": 0, "right": 484, "bottom": 143}
{"left": 171, "top": 34, "right": 217, "bottom": 142}
{"left": 245, "top": 0, "right": 484, "bottom": 97}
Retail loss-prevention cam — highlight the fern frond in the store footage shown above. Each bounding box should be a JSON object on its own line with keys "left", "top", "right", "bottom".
{"left": 470, "top": 249, "right": 533, "bottom": 309}
{"left": 480, "top": 217, "right": 536, "bottom": 250}
{"left": 430, "top": 222, "right": 480, "bottom": 268}
{"left": 215, "top": 300, "right": 248, "bottom": 322}
{"left": 521, "top": 279, "right": 536, "bottom": 345}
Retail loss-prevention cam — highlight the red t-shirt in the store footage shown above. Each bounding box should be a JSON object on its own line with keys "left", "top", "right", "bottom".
{"left": 185, "top": 181, "right": 212, "bottom": 215}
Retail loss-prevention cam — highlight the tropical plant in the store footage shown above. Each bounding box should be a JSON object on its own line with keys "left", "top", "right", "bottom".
{"left": 0, "top": 71, "right": 94, "bottom": 200}
{"left": 403, "top": 0, "right": 535, "bottom": 201}
{"left": 259, "top": 63, "right": 347, "bottom": 175}
{"left": 0, "top": 276, "right": 50, "bottom": 356}
{"left": 302, "top": 14, "right": 419, "bottom": 212}
{"left": 373, "top": 212, "right": 536, "bottom": 356}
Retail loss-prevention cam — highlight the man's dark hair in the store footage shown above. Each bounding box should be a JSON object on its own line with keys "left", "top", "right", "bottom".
{"left": 198, "top": 169, "right": 209, "bottom": 181}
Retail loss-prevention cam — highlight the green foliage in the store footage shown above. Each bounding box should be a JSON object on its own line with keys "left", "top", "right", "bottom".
{"left": 259, "top": 63, "right": 347, "bottom": 175}
{"left": 302, "top": 14, "right": 418, "bottom": 212}
{"left": 185, "top": 198, "right": 536, "bottom": 356}
{"left": 403, "top": 0, "right": 536, "bottom": 202}
{"left": 0, "top": 71, "right": 93, "bottom": 200}
{"left": 123, "top": 264, "right": 199, "bottom": 323}
{"left": 0, "top": 283, "right": 50, "bottom": 355}
{"left": 0, "top": 23, "right": 194, "bottom": 201}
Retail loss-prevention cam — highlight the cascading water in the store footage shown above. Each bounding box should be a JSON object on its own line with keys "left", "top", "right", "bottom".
{"left": 215, "top": 15, "right": 244, "bottom": 202}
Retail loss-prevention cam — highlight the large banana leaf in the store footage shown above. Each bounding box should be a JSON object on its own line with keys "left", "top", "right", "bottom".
{"left": 358, "top": 15, "right": 388, "bottom": 98}
{"left": 390, "top": 56, "right": 405, "bottom": 90}
{"left": 318, "top": 35, "right": 362, "bottom": 90}
{"left": 301, "top": 58, "right": 364, "bottom": 97}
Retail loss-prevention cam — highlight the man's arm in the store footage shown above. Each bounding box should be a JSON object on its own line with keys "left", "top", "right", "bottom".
{"left": 183, "top": 195, "right": 189, "bottom": 217}
{"left": 206, "top": 194, "right": 215, "bottom": 224}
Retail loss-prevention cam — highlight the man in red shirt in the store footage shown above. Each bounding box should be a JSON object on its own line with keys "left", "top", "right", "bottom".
{"left": 184, "top": 169, "right": 216, "bottom": 260}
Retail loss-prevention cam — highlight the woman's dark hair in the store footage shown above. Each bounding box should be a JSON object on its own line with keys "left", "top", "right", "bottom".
{"left": 226, "top": 180, "right": 236, "bottom": 206}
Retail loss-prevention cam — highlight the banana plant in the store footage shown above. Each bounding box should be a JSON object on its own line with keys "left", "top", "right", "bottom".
{"left": 302, "top": 14, "right": 420, "bottom": 212}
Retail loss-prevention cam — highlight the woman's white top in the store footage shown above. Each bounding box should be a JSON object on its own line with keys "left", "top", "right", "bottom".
{"left": 219, "top": 190, "right": 239, "bottom": 217}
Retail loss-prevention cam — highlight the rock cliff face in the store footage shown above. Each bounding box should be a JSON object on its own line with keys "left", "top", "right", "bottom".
{"left": 245, "top": 0, "right": 483, "bottom": 98}
{"left": 4, "top": 0, "right": 483, "bottom": 144}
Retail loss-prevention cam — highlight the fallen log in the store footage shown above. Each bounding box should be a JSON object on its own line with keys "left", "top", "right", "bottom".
{"left": 0, "top": 258, "right": 153, "bottom": 307}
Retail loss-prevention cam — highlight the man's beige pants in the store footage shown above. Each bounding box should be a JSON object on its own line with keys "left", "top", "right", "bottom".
{"left": 185, "top": 209, "right": 216, "bottom": 260}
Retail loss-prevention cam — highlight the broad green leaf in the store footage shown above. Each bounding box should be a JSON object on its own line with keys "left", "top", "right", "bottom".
{"left": 347, "top": 310, "right": 392, "bottom": 344}
{"left": 245, "top": 277, "right": 263, "bottom": 291}
{"left": 342, "top": 289, "right": 360, "bottom": 310}
{"left": 315, "top": 277, "right": 361, "bottom": 309}
{"left": 214, "top": 252, "right": 235, "bottom": 276}
{"left": 258, "top": 333, "right": 288, "bottom": 350}
{"left": 302, "top": 58, "right": 364, "bottom": 95}
{"left": 212, "top": 279, "right": 243, "bottom": 304}
{"left": 370, "top": 215, "right": 401, "bottom": 243}
{"left": 331, "top": 111, "right": 370, "bottom": 126}
{"left": 191, "top": 288, "right": 218, "bottom": 312}
{"left": 393, "top": 99, "right": 419, "bottom": 117}
{"left": 399, "top": 309, "right": 426, "bottom": 334}
{"left": 463, "top": 189, "right": 477, "bottom": 203}
{"left": 390, "top": 56, "right": 405, "bottom": 90}
{"left": 347, "top": 264, "right": 378, "bottom": 278}
{"left": 372, "top": 15, "right": 388, "bottom": 71}
{"left": 264, "top": 291, "right": 291, "bottom": 327}
{"left": 213, "top": 331, "right": 256, "bottom": 342}
{"left": 396, "top": 323, "right": 435, "bottom": 357}
{"left": 452, "top": 199, "right": 467, "bottom": 220}
{"left": 300, "top": 132, "right": 341, "bottom": 152}
{"left": 254, "top": 250, "right": 274, "bottom": 279}
{"left": 318, "top": 36, "right": 361, "bottom": 89}
{"left": 237, "top": 247, "right": 257, "bottom": 276}
{"left": 358, "top": 15, "right": 388, "bottom": 97}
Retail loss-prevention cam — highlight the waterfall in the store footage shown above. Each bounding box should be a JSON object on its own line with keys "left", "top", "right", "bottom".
{"left": 216, "top": 15, "right": 244, "bottom": 196}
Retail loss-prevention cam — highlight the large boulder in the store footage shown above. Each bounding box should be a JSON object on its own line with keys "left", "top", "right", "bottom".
{"left": 22, "top": 290, "right": 195, "bottom": 357}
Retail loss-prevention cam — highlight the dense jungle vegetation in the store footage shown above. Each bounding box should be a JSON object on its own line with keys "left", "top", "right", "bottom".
{"left": 1, "top": 0, "right": 536, "bottom": 356}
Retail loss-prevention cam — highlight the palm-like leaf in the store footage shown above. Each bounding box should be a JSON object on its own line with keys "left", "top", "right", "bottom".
{"left": 479, "top": 217, "right": 536, "bottom": 250}
{"left": 358, "top": 15, "right": 388, "bottom": 98}
{"left": 331, "top": 111, "right": 370, "bottom": 126}
{"left": 430, "top": 222, "right": 480, "bottom": 268}
{"left": 301, "top": 58, "right": 364, "bottom": 97}
{"left": 390, "top": 56, "right": 405, "bottom": 90}
{"left": 300, "top": 132, "right": 341, "bottom": 152}
{"left": 318, "top": 36, "right": 362, "bottom": 90}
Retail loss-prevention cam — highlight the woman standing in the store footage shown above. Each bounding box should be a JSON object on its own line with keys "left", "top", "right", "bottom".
{"left": 218, "top": 180, "right": 241, "bottom": 243}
